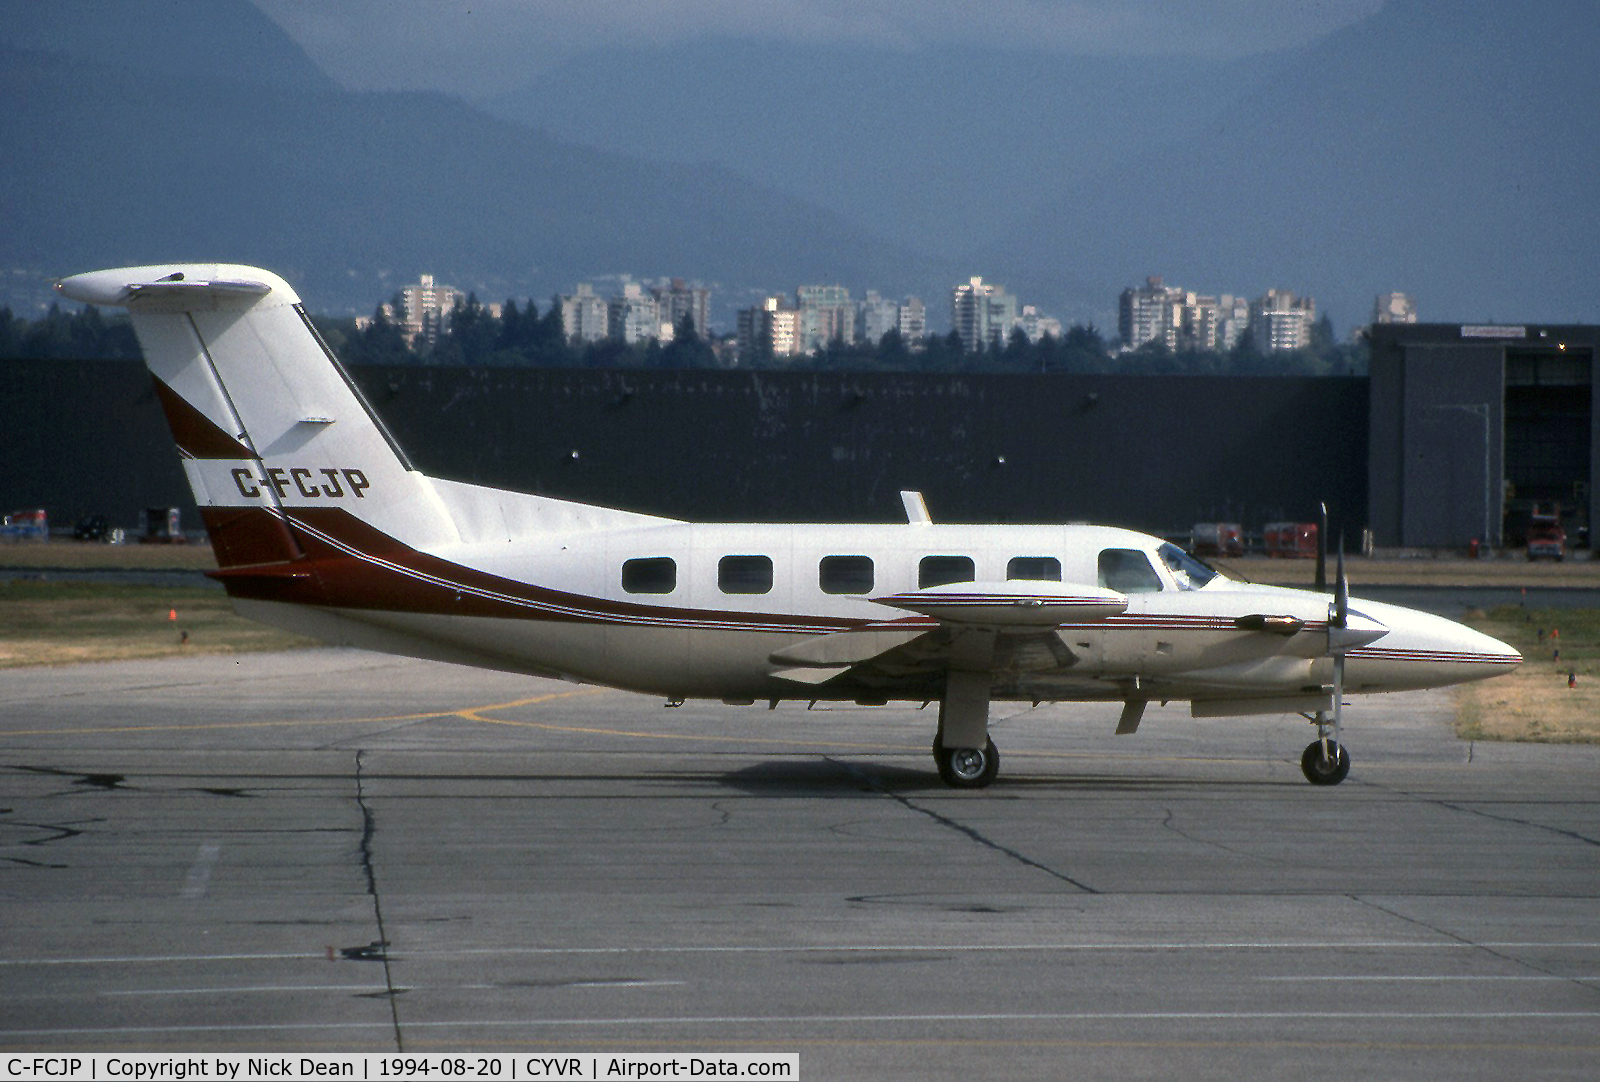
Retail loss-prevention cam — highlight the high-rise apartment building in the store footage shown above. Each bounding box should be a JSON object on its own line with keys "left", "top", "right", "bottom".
{"left": 1019, "top": 306, "right": 1063, "bottom": 343}
{"left": 859, "top": 292, "right": 928, "bottom": 346}
{"left": 736, "top": 296, "right": 802, "bottom": 361}
{"left": 897, "top": 296, "right": 927, "bottom": 342}
{"left": 1250, "top": 289, "right": 1317, "bottom": 352}
{"left": 400, "top": 274, "right": 465, "bottom": 344}
{"left": 1119, "top": 276, "right": 1182, "bottom": 350}
{"left": 653, "top": 279, "right": 712, "bottom": 339}
{"left": 857, "top": 291, "right": 901, "bottom": 344}
{"left": 608, "top": 282, "right": 663, "bottom": 345}
{"left": 556, "top": 283, "right": 608, "bottom": 344}
{"left": 1217, "top": 294, "right": 1251, "bottom": 351}
{"left": 1177, "top": 292, "right": 1220, "bottom": 352}
{"left": 796, "top": 285, "right": 854, "bottom": 350}
{"left": 951, "top": 277, "right": 1018, "bottom": 352}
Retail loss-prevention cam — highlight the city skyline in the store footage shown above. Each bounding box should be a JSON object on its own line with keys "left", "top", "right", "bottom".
{"left": 386, "top": 269, "right": 1365, "bottom": 360}
{"left": 8, "top": 2, "right": 1596, "bottom": 336}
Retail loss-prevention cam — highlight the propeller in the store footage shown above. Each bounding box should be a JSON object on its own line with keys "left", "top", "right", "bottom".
{"left": 1310, "top": 527, "right": 1387, "bottom": 781}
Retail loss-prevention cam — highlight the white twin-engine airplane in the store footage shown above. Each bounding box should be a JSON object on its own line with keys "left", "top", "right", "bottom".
{"left": 58, "top": 264, "right": 1521, "bottom": 788}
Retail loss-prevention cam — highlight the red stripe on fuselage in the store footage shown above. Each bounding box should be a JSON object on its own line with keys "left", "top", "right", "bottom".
{"left": 206, "top": 506, "right": 858, "bottom": 633}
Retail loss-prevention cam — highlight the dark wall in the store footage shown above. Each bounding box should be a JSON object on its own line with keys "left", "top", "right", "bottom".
{"left": 1, "top": 359, "right": 191, "bottom": 531}
{"left": 1, "top": 360, "right": 1369, "bottom": 538}
{"left": 1399, "top": 345, "right": 1505, "bottom": 548}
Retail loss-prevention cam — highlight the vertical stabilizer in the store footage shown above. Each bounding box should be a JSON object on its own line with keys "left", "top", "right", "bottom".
{"left": 56, "top": 264, "right": 458, "bottom": 569}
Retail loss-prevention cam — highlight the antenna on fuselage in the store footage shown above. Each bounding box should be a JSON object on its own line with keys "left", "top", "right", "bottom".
{"left": 901, "top": 490, "right": 932, "bottom": 526}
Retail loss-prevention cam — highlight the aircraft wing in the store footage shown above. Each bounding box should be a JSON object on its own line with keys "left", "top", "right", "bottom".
{"left": 768, "top": 581, "right": 1126, "bottom": 691}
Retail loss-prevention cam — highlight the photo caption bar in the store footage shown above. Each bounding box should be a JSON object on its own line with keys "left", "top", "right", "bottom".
{"left": 1, "top": 1056, "right": 798, "bottom": 1082}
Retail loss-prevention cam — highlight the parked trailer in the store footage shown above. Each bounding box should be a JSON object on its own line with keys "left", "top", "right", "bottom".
{"left": 1192, "top": 522, "right": 1243, "bottom": 558}
{"left": 1, "top": 509, "right": 48, "bottom": 543}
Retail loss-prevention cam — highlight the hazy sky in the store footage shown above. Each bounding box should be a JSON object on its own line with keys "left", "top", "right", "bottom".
{"left": 253, "top": 0, "right": 1388, "bottom": 97}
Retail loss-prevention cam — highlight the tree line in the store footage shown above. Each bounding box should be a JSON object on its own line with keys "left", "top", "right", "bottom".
{"left": 0, "top": 304, "right": 142, "bottom": 360}
{"left": 3, "top": 297, "right": 1368, "bottom": 376}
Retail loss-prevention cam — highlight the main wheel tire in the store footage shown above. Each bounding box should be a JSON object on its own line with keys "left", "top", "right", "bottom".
{"left": 1300, "top": 739, "right": 1351, "bottom": 786}
{"left": 934, "top": 738, "right": 1000, "bottom": 788}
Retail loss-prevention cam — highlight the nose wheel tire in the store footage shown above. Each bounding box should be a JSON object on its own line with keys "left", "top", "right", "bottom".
{"left": 1300, "top": 739, "right": 1351, "bottom": 785}
{"left": 934, "top": 739, "right": 1000, "bottom": 788}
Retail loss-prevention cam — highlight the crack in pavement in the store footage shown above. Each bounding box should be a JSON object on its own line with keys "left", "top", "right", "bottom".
{"left": 352, "top": 750, "right": 405, "bottom": 1049}
{"left": 830, "top": 758, "right": 1097, "bottom": 893}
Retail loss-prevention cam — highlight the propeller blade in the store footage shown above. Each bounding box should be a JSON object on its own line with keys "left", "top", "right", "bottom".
{"left": 1315, "top": 502, "right": 1328, "bottom": 593}
{"left": 1334, "top": 534, "right": 1348, "bottom": 629}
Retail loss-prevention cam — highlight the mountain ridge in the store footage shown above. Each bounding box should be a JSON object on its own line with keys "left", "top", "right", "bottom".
{"left": 0, "top": 1, "right": 944, "bottom": 323}
{"left": 7, "top": 0, "right": 1596, "bottom": 331}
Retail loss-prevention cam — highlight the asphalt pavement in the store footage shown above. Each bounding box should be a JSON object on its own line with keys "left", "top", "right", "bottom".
{"left": 2, "top": 648, "right": 1598, "bottom": 1079}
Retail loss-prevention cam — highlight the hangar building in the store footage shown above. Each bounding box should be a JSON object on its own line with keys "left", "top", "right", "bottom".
{"left": 1369, "top": 323, "right": 1596, "bottom": 550}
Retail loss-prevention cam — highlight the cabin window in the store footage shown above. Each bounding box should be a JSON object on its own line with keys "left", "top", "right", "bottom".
{"left": 622, "top": 556, "right": 677, "bottom": 594}
{"left": 718, "top": 555, "right": 774, "bottom": 594}
{"left": 1098, "top": 549, "right": 1162, "bottom": 593}
{"left": 919, "top": 555, "right": 975, "bottom": 588}
{"left": 819, "top": 555, "right": 874, "bottom": 594}
{"left": 1007, "top": 556, "right": 1061, "bottom": 581}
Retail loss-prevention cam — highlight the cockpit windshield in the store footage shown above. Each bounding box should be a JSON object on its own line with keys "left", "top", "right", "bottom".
{"left": 1158, "top": 542, "right": 1221, "bottom": 590}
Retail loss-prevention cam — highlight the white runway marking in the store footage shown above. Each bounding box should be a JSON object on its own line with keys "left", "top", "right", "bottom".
{"left": 5, "top": 1009, "right": 1600, "bottom": 1040}
{"left": 5, "top": 941, "right": 1600, "bottom": 967}
{"left": 101, "top": 985, "right": 385, "bottom": 997}
{"left": 1264, "top": 975, "right": 1600, "bottom": 982}
{"left": 179, "top": 842, "right": 221, "bottom": 898}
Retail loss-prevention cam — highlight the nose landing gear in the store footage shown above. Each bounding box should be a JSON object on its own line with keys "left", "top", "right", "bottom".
{"left": 1301, "top": 737, "right": 1351, "bottom": 785}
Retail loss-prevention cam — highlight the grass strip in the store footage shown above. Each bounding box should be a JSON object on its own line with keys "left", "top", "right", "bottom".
{"left": 0, "top": 580, "right": 312, "bottom": 668}
{"left": 1456, "top": 606, "right": 1600, "bottom": 743}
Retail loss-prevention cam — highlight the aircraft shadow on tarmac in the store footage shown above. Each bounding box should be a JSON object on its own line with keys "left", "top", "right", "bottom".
{"left": 714, "top": 757, "right": 1311, "bottom": 796}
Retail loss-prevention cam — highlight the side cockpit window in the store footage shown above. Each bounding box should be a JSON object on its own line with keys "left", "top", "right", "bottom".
{"left": 1097, "top": 548, "right": 1162, "bottom": 593}
{"left": 1158, "top": 542, "right": 1220, "bottom": 591}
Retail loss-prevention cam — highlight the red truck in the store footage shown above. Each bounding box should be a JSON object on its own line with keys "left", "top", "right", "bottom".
{"left": 1264, "top": 521, "right": 1319, "bottom": 558}
{"left": 1526, "top": 504, "right": 1566, "bottom": 561}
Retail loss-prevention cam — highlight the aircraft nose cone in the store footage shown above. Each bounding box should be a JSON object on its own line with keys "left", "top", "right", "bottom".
{"left": 1471, "top": 627, "right": 1522, "bottom": 671}
{"left": 1344, "top": 599, "right": 1522, "bottom": 690}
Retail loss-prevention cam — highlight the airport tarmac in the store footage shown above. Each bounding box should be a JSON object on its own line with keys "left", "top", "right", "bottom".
{"left": 2, "top": 647, "right": 1598, "bottom": 1079}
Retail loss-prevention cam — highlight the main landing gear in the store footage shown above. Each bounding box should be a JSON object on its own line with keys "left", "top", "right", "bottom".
{"left": 933, "top": 738, "right": 1000, "bottom": 788}
{"left": 932, "top": 648, "right": 1000, "bottom": 788}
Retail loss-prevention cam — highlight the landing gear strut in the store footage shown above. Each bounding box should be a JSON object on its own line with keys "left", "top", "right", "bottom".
{"left": 933, "top": 652, "right": 999, "bottom": 788}
{"left": 1302, "top": 537, "right": 1354, "bottom": 787}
